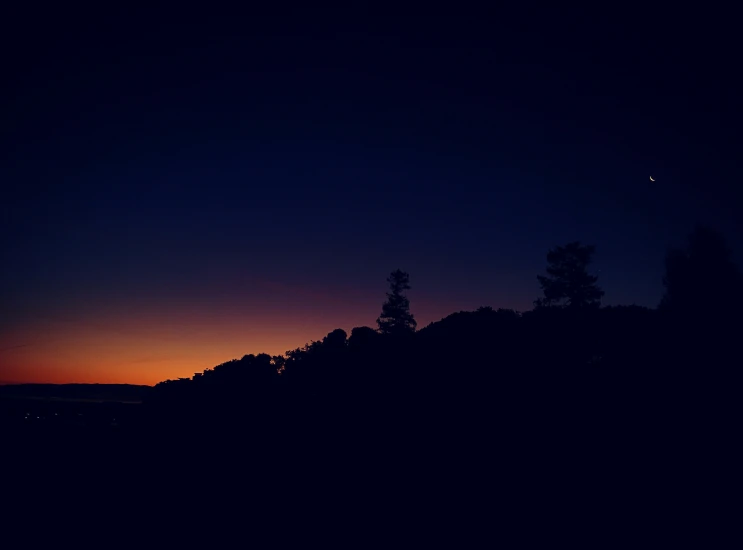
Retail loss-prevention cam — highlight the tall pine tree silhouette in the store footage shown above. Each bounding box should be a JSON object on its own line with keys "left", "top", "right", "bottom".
{"left": 535, "top": 242, "right": 604, "bottom": 309}
{"left": 377, "top": 269, "right": 417, "bottom": 335}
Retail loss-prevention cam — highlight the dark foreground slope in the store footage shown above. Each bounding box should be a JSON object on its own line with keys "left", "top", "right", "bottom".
{"left": 3, "top": 308, "right": 737, "bottom": 542}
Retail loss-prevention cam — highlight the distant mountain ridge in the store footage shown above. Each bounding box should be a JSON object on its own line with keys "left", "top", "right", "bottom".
{"left": 0, "top": 383, "right": 153, "bottom": 403}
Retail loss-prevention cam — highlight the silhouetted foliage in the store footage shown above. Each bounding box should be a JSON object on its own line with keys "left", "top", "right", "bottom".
{"left": 135, "top": 229, "right": 741, "bottom": 446}
{"left": 10, "top": 225, "right": 738, "bottom": 532}
{"left": 660, "top": 225, "right": 743, "bottom": 315}
{"left": 323, "top": 328, "right": 348, "bottom": 348}
{"left": 535, "top": 242, "right": 604, "bottom": 309}
{"left": 376, "top": 269, "right": 417, "bottom": 335}
{"left": 348, "top": 326, "right": 379, "bottom": 349}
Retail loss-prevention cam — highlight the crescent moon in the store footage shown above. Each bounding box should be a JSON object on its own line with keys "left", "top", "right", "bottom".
{"left": 649, "top": 176, "right": 655, "bottom": 181}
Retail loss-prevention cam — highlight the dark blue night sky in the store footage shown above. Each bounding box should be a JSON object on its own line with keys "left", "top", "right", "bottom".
{"left": 2, "top": 6, "right": 741, "bottom": 383}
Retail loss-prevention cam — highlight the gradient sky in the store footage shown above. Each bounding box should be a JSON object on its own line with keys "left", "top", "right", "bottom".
{"left": 2, "top": 6, "right": 741, "bottom": 384}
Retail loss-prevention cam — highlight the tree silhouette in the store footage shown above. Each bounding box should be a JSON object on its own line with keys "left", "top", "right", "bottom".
{"left": 659, "top": 225, "right": 743, "bottom": 315}
{"left": 377, "top": 269, "right": 417, "bottom": 335}
{"left": 535, "top": 242, "right": 604, "bottom": 309}
{"left": 348, "top": 326, "right": 379, "bottom": 348}
{"left": 323, "top": 328, "right": 348, "bottom": 349}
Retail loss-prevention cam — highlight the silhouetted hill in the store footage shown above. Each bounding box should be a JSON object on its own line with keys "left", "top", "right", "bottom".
{"left": 4, "top": 229, "right": 739, "bottom": 540}
{"left": 0, "top": 383, "right": 152, "bottom": 403}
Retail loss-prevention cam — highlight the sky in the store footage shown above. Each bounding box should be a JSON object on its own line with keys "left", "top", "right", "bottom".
{"left": 1, "top": 6, "right": 741, "bottom": 384}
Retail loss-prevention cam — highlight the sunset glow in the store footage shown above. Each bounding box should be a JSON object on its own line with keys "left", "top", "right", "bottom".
{"left": 1, "top": 277, "right": 529, "bottom": 385}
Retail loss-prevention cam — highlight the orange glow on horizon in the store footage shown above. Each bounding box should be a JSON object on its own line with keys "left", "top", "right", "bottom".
{"left": 0, "top": 313, "right": 367, "bottom": 386}
{"left": 0, "top": 281, "right": 529, "bottom": 386}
